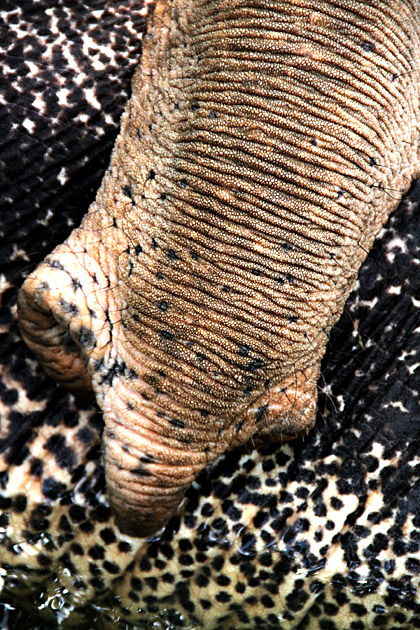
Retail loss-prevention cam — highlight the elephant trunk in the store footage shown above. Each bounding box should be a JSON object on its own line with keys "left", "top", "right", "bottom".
{"left": 18, "top": 0, "right": 420, "bottom": 537}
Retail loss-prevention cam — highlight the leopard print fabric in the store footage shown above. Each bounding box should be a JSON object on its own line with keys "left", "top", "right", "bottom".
{"left": 1, "top": 2, "right": 420, "bottom": 628}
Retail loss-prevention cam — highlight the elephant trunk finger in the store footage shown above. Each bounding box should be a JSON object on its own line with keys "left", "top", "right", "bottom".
{"left": 105, "top": 440, "right": 200, "bottom": 538}
{"left": 17, "top": 248, "right": 94, "bottom": 396}
{"left": 102, "top": 387, "right": 214, "bottom": 536}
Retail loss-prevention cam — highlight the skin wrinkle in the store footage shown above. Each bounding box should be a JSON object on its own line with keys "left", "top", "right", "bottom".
{"left": 124, "top": 247, "right": 310, "bottom": 327}
{"left": 17, "top": 0, "right": 420, "bottom": 537}
{"left": 112, "top": 381, "right": 220, "bottom": 445}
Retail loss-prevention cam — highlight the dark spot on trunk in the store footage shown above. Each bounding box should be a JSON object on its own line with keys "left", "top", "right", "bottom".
{"left": 255, "top": 404, "right": 269, "bottom": 423}
{"left": 169, "top": 418, "right": 185, "bottom": 429}
{"left": 246, "top": 358, "right": 264, "bottom": 372}
{"left": 71, "top": 277, "right": 82, "bottom": 291}
{"left": 48, "top": 259, "right": 65, "bottom": 270}
{"left": 237, "top": 344, "right": 251, "bottom": 357}
{"left": 141, "top": 454, "right": 155, "bottom": 464}
{"left": 362, "top": 40, "right": 376, "bottom": 52}
{"left": 76, "top": 326, "right": 95, "bottom": 349}
{"left": 131, "top": 464, "right": 151, "bottom": 477}
{"left": 123, "top": 185, "right": 134, "bottom": 202}
{"left": 59, "top": 299, "right": 79, "bottom": 315}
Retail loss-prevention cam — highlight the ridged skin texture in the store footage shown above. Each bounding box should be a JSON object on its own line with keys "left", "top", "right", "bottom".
{"left": 18, "top": 0, "right": 420, "bottom": 537}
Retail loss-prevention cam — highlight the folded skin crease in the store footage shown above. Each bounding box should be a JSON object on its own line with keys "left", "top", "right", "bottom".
{"left": 18, "top": 0, "right": 420, "bottom": 537}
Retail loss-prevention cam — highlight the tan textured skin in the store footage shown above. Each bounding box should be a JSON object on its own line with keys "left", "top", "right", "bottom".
{"left": 17, "top": 0, "right": 420, "bottom": 537}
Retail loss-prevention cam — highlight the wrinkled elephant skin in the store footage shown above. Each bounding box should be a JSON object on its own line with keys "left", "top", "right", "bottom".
{"left": 17, "top": 0, "right": 420, "bottom": 537}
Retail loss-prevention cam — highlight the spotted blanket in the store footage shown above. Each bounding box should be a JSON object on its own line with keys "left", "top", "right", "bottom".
{"left": 1, "top": 2, "right": 420, "bottom": 629}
